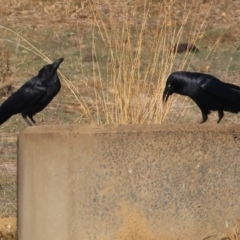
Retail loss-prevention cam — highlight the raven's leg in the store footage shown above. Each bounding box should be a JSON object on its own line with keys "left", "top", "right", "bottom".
{"left": 217, "top": 110, "right": 224, "bottom": 124}
{"left": 21, "top": 113, "right": 33, "bottom": 126}
{"left": 28, "top": 115, "right": 36, "bottom": 125}
{"left": 200, "top": 112, "right": 208, "bottom": 124}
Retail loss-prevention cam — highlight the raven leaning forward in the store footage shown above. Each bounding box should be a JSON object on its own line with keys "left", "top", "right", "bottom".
{"left": 0, "top": 58, "right": 64, "bottom": 126}
{"left": 162, "top": 71, "right": 240, "bottom": 123}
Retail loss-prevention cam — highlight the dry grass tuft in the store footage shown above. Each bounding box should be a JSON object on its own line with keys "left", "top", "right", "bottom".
{"left": 0, "top": 217, "right": 17, "bottom": 240}
{"left": 69, "top": 0, "right": 212, "bottom": 124}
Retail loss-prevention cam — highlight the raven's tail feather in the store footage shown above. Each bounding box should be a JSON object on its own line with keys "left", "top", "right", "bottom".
{"left": 0, "top": 114, "right": 12, "bottom": 125}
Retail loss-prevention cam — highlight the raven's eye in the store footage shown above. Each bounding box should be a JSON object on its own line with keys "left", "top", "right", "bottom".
{"left": 168, "top": 84, "right": 171, "bottom": 88}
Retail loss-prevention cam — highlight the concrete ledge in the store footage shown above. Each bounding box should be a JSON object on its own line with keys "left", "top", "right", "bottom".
{"left": 18, "top": 124, "right": 240, "bottom": 240}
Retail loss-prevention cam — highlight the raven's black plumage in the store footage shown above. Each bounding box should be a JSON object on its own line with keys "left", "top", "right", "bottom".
{"left": 162, "top": 71, "right": 240, "bottom": 123}
{"left": 0, "top": 58, "right": 64, "bottom": 126}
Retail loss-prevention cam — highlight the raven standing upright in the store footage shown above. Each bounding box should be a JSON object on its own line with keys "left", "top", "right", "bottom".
{"left": 0, "top": 58, "right": 64, "bottom": 126}
{"left": 162, "top": 71, "right": 240, "bottom": 123}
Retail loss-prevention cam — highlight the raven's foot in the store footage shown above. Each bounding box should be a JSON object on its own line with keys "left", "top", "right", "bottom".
{"left": 22, "top": 114, "right": 35, "bottom": 126}
{"left": 217, "top": 110, "right": 224, "bottom": 124}
{"left": 200, "top": 114, "right": 208, "bottom": 124}
{"left": 22, "top": 116, "right": 33, "bottom": 126}
{"left": 29, "top": 115, "right": 36, "bottom": 125}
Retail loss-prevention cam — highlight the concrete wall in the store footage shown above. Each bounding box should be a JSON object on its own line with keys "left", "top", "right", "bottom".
{"left": 18, "top": 124, "right": 240, "bottom": 240}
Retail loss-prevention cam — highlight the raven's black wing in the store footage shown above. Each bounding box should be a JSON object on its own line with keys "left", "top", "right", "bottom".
{"left": 0, "top": 77, "right": 47, "bottom": 124}
{"left": 197, "top": 76, "right": 240, "bottom": 103}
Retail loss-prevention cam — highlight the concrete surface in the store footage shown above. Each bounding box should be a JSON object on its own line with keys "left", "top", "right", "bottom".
{"left": 18, "top": 124, "right": 240, "bottom": 240}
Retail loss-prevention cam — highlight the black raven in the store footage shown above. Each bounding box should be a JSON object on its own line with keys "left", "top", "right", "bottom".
{"left": 0, "top": 58, "right": 64, "bottom": 126}
{"left": 162, "top": 71, "right": 240, "bottom": 123}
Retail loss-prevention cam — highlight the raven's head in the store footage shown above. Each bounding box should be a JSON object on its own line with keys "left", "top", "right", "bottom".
{"left": 38, "top": 58, "right": 64, "bottom": 77}
{"left": 51, "top": 58, "right": 64, "bottom": 71}
{"left": 162, "top": 72, "right": 186, "bottom": 103}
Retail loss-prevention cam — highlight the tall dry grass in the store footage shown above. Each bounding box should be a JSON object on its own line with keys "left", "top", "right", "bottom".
{"left": 75, "top": 0, "right": 212, "bottom": 124}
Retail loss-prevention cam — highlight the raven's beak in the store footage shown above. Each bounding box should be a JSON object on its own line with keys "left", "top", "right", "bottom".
{"left": 52, "top": 58, "right": 64, "bottom": 70}
{"left": 162, "top": 88, "right": 170, "bottom": 103}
